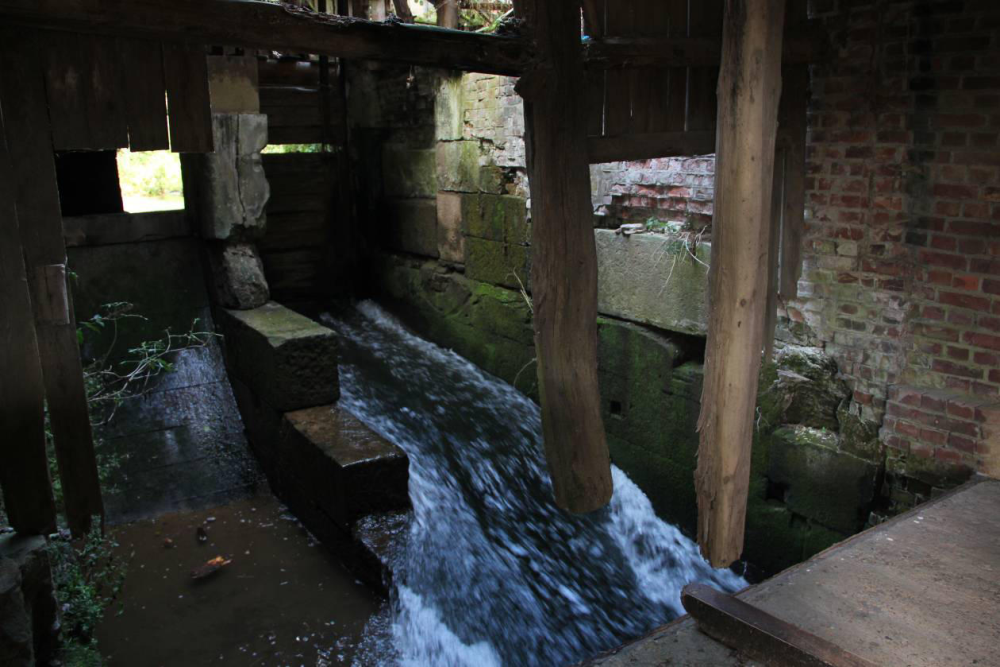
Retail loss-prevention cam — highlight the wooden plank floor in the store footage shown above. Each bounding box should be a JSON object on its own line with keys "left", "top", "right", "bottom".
{"left": 587, "top": 477, "right": 1000, "bottom": 667}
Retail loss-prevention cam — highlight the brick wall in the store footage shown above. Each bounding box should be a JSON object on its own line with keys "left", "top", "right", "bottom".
{"left": 786, "top": 0, "right": 1000, "bottom": 503}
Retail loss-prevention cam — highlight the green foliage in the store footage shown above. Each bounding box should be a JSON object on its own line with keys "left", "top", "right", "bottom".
{"left": 47, "top": 521, "right": 129, "bottom": 667}
{"left": 261, "top": 143, "right": 327, "bottom": 154}
{"left": 116, "top": 149, "right": 182, "bottom": 199}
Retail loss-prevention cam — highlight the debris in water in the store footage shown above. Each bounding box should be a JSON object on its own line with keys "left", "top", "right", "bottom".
{"left": 197, "top": 526, "right": 209, "bottom": 543}
{"left": 191, "top": 556, "right": 233, "bottom": 580}
{"left": 163, "top": 538, "right": 175, "bottom": 549}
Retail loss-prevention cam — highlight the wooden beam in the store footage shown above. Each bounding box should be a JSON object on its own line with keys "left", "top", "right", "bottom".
{"left": 513, "top": 0, "right": 612, "bottom": 513}
{"left": 587, "top": 130, "right": 715, "bottom": 163}
{"left": 583, "top": 26, "right": 824, "bottom": 68}
{"left": 0, "top": 0, "right": 530, "bottom": 76}
{"left": 695, "top": 0, "right": 785, "bottom": 567}
{"left": 681, "top": 583, "right": 880, "bottom": 667}
{"left": 63, "top": 211, "right": 191, "bottom": 248}
{"left": 0, "top": 29, "right": 104, "bottom": 538}
{"left": 436, "top": 0, "right": 459, "bottom": 29}
{"left": 0, "top": 83, "right": 58, "bottom": 536}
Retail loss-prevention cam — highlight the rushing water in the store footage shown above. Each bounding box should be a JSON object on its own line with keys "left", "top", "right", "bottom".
{"left": 321, "top": 302, "right": 745, "bottom": 667}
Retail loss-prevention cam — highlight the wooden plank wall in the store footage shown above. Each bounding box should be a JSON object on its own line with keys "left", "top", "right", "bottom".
{"left": 258, "top": 56, "right": 354, "bottom": 304}
{"left": 585, "top": 0, "right": 721, "bottom": 160}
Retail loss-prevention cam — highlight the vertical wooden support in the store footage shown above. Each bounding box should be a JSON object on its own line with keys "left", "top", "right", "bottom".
{"left": 0, "top": 30, "right": 104, "bottom": 537}
{"left": 0, "top": 86, "right": 58, "bottom": 536}
{"left": 763, "top": 147, "right": 785, "bottom": 363}
{"left": 437, "top": 0, "right": 459, "bottom": 29}
{"left": 695, "top": 0, "right": 786, "bottom": 566}
{"left": 513, "top": 0, "right": 613, "bottom": 513}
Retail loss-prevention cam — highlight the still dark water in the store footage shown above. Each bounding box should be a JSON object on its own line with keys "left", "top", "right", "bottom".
{"left": 324, "top": 303, "right": 744, "bottom": 667}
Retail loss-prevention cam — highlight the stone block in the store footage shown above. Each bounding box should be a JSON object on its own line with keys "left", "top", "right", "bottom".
{"left": 382, "top": 146, "right": 437, "bottom": 198}
{"left": 436, "top": 140, "right": 480, "bottom": 193}
{"left": 279, "top": 406, "right": 410, "bottom": 530}
{"left": 595, "top": 229, "right": 711, "bottom": 336}
{"left": 435, "top": 74, "right": 464, "bottom": 141}
{"left": 464, "top": 237, "right": 531, "bottom": 291}
{"left": 184, "top": 114, "right": 270, "bottom": 241}
{"left": 352, "top": 511, "right": 410, "bottom": 594}
{"left": 207, "top": 55, "right": 260, "bottom": 114}
{"left": 436, "top": 192, "right": 465, "bottom": 263}
{"left": 461, "top": 193, "right": 528, "bottom": 244}
{"left": 769, "top": 344, "right": 850, "bottom": 431}
{"left": 220, "top": 302, "right": 339, "bottom": 411}
{"left": 206, "top": 241, "right": 270, "bottom": 309}
{"left": 768, "top": 425, "right": 879, "bottom": 534}
{"left": 0, "top": 535, "right": 57, "bottom": 667}
{"left": 385, "top": 199, "right": 439, "bottom": 259}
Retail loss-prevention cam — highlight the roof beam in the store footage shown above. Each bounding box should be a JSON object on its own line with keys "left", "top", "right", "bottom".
{"left": 0, "top": 0, "right": 531, "bottom": 76}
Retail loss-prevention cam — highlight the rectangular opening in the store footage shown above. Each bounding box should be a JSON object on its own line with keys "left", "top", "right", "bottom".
{"left": 116, "top": 148, "right": 184, "bottom": 213}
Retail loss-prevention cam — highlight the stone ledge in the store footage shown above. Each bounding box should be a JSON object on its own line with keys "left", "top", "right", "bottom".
{"left": 594, "top": 229, "right": 711, "bottom": 337}
{"left": 0, "top": 535, "right": 57, "bottom": 667}
{"left": 220, "top": 301, "right": 339, "bottom": 412}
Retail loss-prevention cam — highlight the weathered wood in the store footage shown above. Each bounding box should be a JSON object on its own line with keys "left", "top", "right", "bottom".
{"left": 390, "top": 0, "right": 413, "bottom": 22}
{"left": 0, "top": 29, "right": 104, "bottom": 537}
{"left": 779, "top": 64, "right": 808, "bottom": 299}
{"left": 0, "top": 0, "right": 530, "bottom": 76}
{"left": 42, "top": 32, "right": 129, "bottom": 151}
{"left": 0, "top": 83, "right": 58, "bottom": 536}
{"left": 513, "top": 0, "right": 612, "bottom": 513}
{"left": 63, "top": 211, "right": 191, "bottom": 248}
{"left": 686, "top": 0, "right": 723, "bottom": 132}
{"left": 695, "top": 0, "right": 786, "bottom": 567}
{"left": 119, "top": 38, "right": 171, "bottom": 151}
{"left": 436, "top": 0, "right": 459, "bottom": 29}
{"left": 581, "top": 0, "right": 604, "bottom": 38}
{"left": 162, "top": 42, "right": 214, "bottom": 153}
{"left": 587, "top": 130, "right": 715, "bottom": 163}
{"left": 764, "top": 149, "right": 785, "bottom": 363}
{"left": 681, "top": 583, "right": 880, "bottom": 667}
{"left": 583, "top": 27, "right": 825, "bottom": 68}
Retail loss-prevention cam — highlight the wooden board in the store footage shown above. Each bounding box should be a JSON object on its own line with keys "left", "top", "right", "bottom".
{"left": 119, "top": 37, "right": 170, "bottom": 151}
{"left": 162, "top": 41, "right": 214, "bottom": 153}
{"left": 63, "top": 211, "right": 190, "bottom": 248}
{"left": 589, "top": 479, "right": 1000, "bottom": 667}
{"left": 43, "top": 32, "right": 129, "bottom": 151}
{"left": 0, "top": 28, "right": 104, "bottom": 537}
{"left": 687, "top": 0, "right": 723, "bottom": 132}
{"left": 0, "top": 75, "right": 58, "bottom": 536}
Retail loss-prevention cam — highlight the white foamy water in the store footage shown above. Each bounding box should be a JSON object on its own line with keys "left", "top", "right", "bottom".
{"left": 324, "top": 302, "right": 744, "bottom": 666}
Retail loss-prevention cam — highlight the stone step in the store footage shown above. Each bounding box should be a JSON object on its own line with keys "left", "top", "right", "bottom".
{"left": 351, "top": 511, "right": 411, "bottom": 595}
{"left": 278, "top": 405, "right": 410, "bottom": 532}
{"left": 220, "top": 301, "right": 340, "bottom": 412}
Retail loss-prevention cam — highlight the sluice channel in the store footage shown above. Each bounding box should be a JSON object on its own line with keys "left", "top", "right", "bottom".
{"left": 325, "top": 302, "right": 744, "bottom": 666}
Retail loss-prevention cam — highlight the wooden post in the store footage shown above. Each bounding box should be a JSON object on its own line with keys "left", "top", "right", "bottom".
{"left": 513, "top": 0, "right": 613, "bottom": 513}
{"left": 0, "top": 84, "right": 58, "bottom": 536}
{"left": 0, "top": 30, "right": 104, "bottom": 537}
{"left": 695, "top": 0, "right": 785, "bottom": 566}
{"left": 436, "top": 0, "right": 458, "bottom": 29}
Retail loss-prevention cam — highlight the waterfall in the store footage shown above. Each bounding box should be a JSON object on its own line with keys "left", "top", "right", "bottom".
{"left": 322, "top": 302, "right": 744, "bottom": 666}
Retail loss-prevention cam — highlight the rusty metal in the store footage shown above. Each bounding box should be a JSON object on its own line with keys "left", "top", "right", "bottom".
{"left": 681, "top": 583, "right": 880, "bottom": 667}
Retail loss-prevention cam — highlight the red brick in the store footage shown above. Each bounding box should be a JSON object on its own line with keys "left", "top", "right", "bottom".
{"left": 921, "top": 250, "right": 967, "bottom": 271}
{"left": 947, "top": 402, "right": 976, "bottom": 421}
{"left": 984, "top": 278, "right": 1000, "bottom": 295}
{"left": 939, "top": 291, "right": 992, "bottom": 311}
{"left": 933, "top": 448, "right": 963, "bottom": 463}
{"left": 952, "top": 274, "right": 981, "bottom": 290}
{"left": 947, "top": 433, "right": 978, "bottom": 453}
{"left": 947, "top": 220, "right": 997, "bottom": 236}
{"left": 964, "top": 331, "right": 1000, "bottom": 350}
{"left": 919, "top": 428, "right": 949, "bottom": 446}
{"left": 894, "top": 420, "right": 921, "bottom": 438}
{"left": 990, "top": 369, "right": 1000, "bottom": 383}
{"left": 933, "top": 183, "right": 979, "bottom": 199}
{"left": 932, "top": 358, "right": 984, "bottom": 379}
{"left": 947, "top": 345, "right": 971, "bottom": 361}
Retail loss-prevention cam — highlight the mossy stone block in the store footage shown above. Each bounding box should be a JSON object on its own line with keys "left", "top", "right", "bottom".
{"left": 595, "top": 229, "right": 711, "bottom": 336}
{"left": 436, "top": 140, "right": 480, "bottom": 193}
{"left": 768, "top": 425, "right": 878, "bottom": 534}
{"left": 385, "top": 199, "right": 439, "bottom": 259}
{"left": 221, "top": 302, "right": 339, "bottom": 411}
{"left": 464, "top": 237, "right": 531, "bottom": 290}
{"left": 461, "top": 193, "right": 528, "bottom": 244}
{"left": 382, "top": 145, "right": 437, "bottom": 198}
